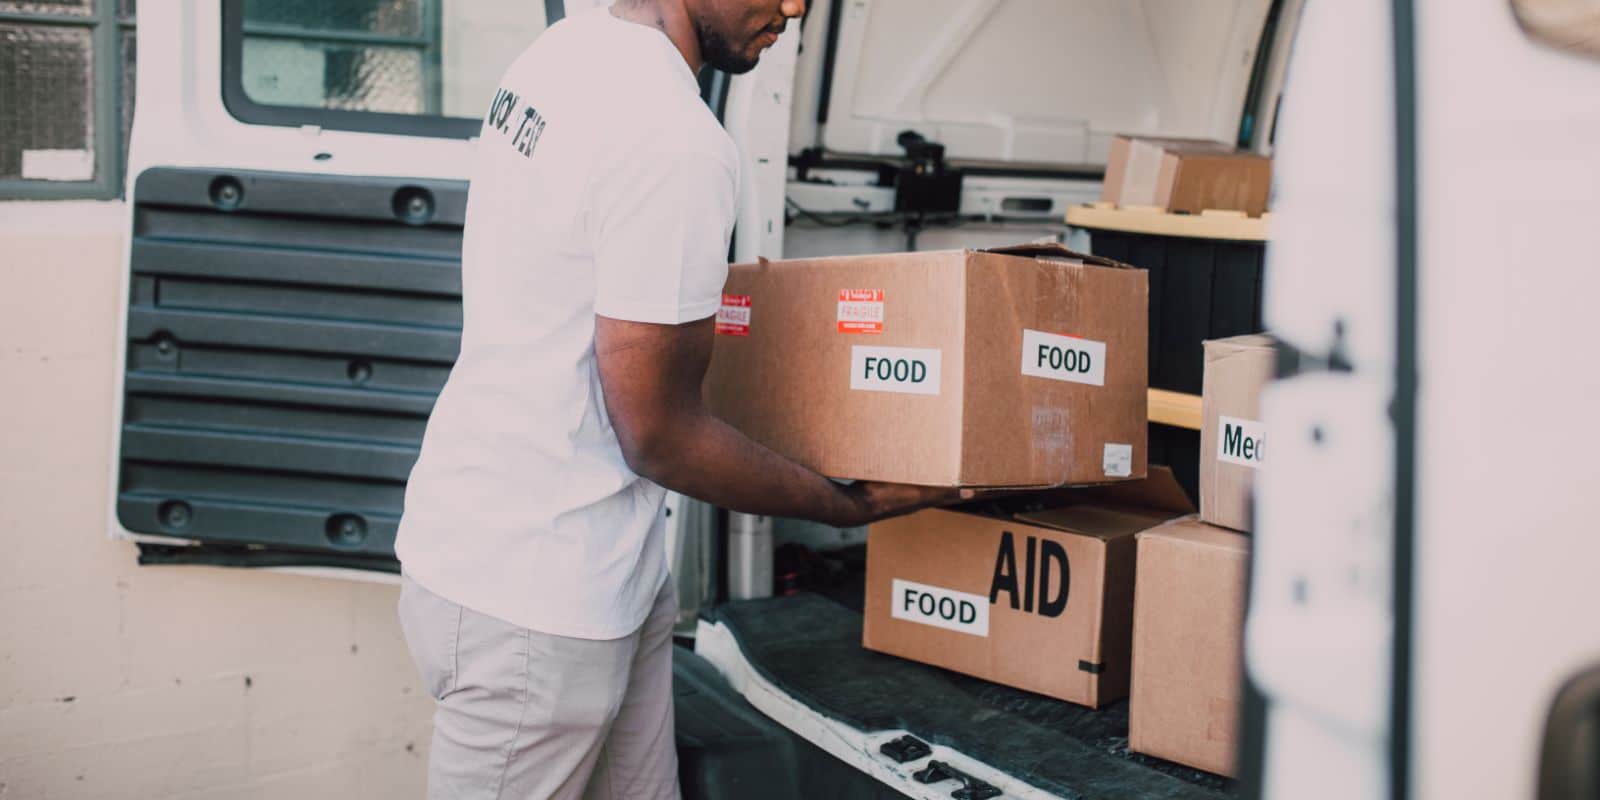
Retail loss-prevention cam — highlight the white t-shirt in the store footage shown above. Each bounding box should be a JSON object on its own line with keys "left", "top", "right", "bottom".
{"left": 395, "top": 7, "right": 738, "bottom": 640}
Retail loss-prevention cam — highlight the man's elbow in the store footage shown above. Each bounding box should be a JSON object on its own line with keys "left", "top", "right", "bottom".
{"left": 613, "top": 421, "right": 681, "bottom": 482}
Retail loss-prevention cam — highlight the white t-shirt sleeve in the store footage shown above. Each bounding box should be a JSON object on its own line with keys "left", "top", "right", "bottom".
{"left": 590, "top": 144, "right": 737, "bottom": 325}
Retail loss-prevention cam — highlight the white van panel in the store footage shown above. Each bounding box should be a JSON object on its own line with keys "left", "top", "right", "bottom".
{"left": 815, "top": 0, "right": 1271, "bottom": 165}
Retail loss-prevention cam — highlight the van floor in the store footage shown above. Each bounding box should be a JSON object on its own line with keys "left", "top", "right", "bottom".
{"left": 702, "top": 586, "right": 1237, "bottom": 800}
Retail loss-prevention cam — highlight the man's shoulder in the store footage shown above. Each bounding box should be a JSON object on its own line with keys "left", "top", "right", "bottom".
{"left": 588, "top": 81, "right": 736, "bottom": 173}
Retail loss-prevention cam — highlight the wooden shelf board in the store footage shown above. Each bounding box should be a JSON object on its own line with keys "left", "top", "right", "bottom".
{"left": 1066, "top": 202, "right": 1270, "bottom": 242}
{"left": 1148, "top": 388, "right": 1202, "bottom": 431}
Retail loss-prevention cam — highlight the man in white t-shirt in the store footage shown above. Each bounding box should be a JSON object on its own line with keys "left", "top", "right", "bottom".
{"left": 395, "top": 1, "right": 963, "bottom": 797}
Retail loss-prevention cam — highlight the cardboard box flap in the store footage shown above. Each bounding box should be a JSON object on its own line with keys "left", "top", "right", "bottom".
{"left": 1115, "top": 134, "right": 1238, "bottom": 154}
{"left": 981, "top": 241, "right": 1137, "bottom": 271}
{"left": 1140, "top": 515, "right": 1251, "bottom": 553}
{"left": 1016, "top": 505, "right": 1176, "bottom": 539}
{"left": 1043, "top": 465, "right": 1196, "bottom": 515}
{"left": 1203, "top": 333, "right": 1277, "bottom": 362}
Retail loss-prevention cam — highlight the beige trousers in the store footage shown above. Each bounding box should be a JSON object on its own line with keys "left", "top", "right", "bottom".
{"left": 399, "top": 575, "right": 680, "bottom": 800}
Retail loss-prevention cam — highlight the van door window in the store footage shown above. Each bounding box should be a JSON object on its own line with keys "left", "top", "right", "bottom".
{"left": 221, "top": 0, "right": 552, "bottom": 137}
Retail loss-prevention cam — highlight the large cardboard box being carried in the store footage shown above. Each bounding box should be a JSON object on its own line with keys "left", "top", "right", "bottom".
{"left": 1101, "top": 135, "right": 1273, "bottom": 217}
{"left": 1130, "top": 516, "right": 1250, "bottom": 776}
{"left": 1199, "top": 334, "right": 1275, "bottom": 532}
{"left": 862, "top": 468, "right": 1195, "bottom": 707}
{"left": 704, "top": 243, "right": 1148, "bottom": 488}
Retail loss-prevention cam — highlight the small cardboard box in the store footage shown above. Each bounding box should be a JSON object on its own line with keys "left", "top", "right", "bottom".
{"left": 1101, "top": 135, "right": 1272, "bottom": 217}
{"left": 1130, "top": 516, "right": 1250, "bottom": 776}
{"left": 703, "top": 243, "right": 1149, "bottom": 488}
{"left": 862, "top": 468, "right": 1195, "bottom": 707}
{"left": 1199, "top": 334, "right": 1275, "bottom": 532}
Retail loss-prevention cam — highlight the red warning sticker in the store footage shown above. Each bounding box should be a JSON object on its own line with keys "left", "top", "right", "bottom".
{"left": 837, "top": 289, "right": 885, "bottom": 334}
{"left": 715, "top": 294, "right": 751, "bottom": 336}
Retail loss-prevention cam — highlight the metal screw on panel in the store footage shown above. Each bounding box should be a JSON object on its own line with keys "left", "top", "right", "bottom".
{"left": 347, "top": 360, "right": 373, "bottom": 385}
{"left": 325, "top": 513, "right": 368, "bottom": 547}
{"left": 159, "top": 500, "right": 193, "bottom": 531}
{"left": 154, "top": 334, "right": 177, "bottom": 358}
{"left": 392, "top": 187, "right": 435, "bottom": 225}
{"left": 209, "top": 176, "right": 245, "bottom": 211}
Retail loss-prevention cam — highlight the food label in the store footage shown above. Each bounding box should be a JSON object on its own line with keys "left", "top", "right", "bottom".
{"left": 891, "top": 578, "right": 989, "bottom": 636}
{"left": 1020, "top": 329, "right": 1107, "bottom": 387}
{"left": 850, "top": 346, "right": 941, "bottom": 395}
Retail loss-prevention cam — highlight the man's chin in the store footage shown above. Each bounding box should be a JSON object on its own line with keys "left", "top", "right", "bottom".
{"left": 708, "top": 54, "right": 761, "bottom": 75}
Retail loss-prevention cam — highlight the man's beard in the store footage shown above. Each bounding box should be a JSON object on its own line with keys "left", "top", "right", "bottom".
{"left": 696, "top": 21, "right": 760, "bottom": 75}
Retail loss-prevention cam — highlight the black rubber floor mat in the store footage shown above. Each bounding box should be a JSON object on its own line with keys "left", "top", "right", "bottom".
{"left": 675, "top": 645, "right": 902, "bottom": 800}
{"left": 707, "top": 593, "right": 1237, "bottom": 800}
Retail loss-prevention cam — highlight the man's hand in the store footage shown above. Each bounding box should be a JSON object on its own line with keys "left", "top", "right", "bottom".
{"left": 594, "top": 314, "right": 968, "bottom": 527}
{"left": 830, "top": 481, "right": 975, "bottom": 529}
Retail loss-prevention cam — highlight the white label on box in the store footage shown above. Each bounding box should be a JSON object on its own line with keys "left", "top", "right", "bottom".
{"left": 1103, "top": 443, "right": 1133, "bottom": 477}
{"left": 850, "top": 346, "right": 941, "bottom": 395}
{"left": 890, "top": 578, "right": 989, "bottom": 637}
{"left": 1020, "top": 329, "right": 1106, "bottom": 387}
{"left": 21, "top": 149, "right": 94, "bottom": 181}
{"left": 1217, "top": 416, "right": 1266, "bottom": 468}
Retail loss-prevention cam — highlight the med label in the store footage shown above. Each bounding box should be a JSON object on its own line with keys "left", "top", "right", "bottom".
{"left": 891, "top": 578, "right": 989, "bottom": 636}
{"left": 1021, "top": 329, "right": 1106, "bottom": 387}
{"left": 850, "top": 346, "right": 942, "bottom": 395}
{"left": 1218, "top": 415, "right": 1266, "bottom": 468}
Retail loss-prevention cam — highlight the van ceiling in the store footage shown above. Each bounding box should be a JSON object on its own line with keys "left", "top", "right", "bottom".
{"left": 814, "top": 0, "right": 1273, "bottom": 168}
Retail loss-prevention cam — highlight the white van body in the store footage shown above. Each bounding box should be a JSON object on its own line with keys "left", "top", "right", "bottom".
{"left": 2, "top": 0, "right": 1597, "bottom": 797}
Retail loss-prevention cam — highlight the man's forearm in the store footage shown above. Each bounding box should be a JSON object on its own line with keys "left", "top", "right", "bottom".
{"left": 627, "top": 407, "right": 858, "bottom": 526}
{"left": 594, "top": 314, "right": 962, "bottom": 526}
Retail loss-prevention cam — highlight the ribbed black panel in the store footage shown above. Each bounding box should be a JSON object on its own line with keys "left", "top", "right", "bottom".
{"left": 118, "top": 167, "right": 468, "bottom": 564}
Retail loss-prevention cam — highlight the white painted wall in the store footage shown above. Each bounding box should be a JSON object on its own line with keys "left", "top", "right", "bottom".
{"left": 0, "top": 202, "right": 434, "bottom": 800}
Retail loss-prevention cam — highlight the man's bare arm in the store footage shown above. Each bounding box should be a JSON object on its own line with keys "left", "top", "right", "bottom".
{"left": 594, "top": 315, "right": 964, "bottom": 528}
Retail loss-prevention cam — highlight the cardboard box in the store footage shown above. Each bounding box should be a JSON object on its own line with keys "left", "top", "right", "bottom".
{"left": 1199, "top": 334, "right": 1275, "bottom": 532}
{"left": 703, "top": 243, "right": 1149, "bottom": 488}
{"left": 1101, "top": 135, "right": 1272, "bottom": 217}
{"left": 862, "top": 468, "right": 1195, "bottom": 707}
{"left": 1130, "top": 516, "right": 1249, "bottom": 776}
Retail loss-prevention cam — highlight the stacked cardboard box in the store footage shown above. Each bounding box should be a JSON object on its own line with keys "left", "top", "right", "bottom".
{"left": 1129, "top": 516, "right": 1250, "bottom": 776}
{"left": 1101, "top": 135, "right": 1273, "bottom": 217}
{"left": 1199, "top": 334, "right": 1275, "bottom": 532}
{"left": 862, "top": 468, "right": 1194, "bottom": 707}
{"left": 703, "top": 242, "right": 1150, "bottom": 488}
{"left": 703, "top": 240, "right": 1271, "bottom": 778}
{"left": 1125, "top": 334, "right": 1274, "bottom": 775}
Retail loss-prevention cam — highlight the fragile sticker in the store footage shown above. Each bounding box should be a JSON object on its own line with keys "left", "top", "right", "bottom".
{"left": 891, "top": 578, "right": 989, "bottom": 637}
{"left": 1103, "top": 443, "right": 1133, "bottom": 477}
{"left": 850, "top": 345, "right": 941, "bottom": 395}
{"left": 1217, "top": 416, "right": 1266, "bottom": 468}
{"left": 1021, "top": 329, "right": 1107, "bottom": 387}
{"left": 837, "top": 289, "right": 885, "bottom": 334}
{"left": 715, "top": 294, "right": 751, "bottom": 336}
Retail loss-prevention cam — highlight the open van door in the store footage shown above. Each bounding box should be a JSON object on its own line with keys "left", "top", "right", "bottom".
{"left": 110, "top": 1, "right": 793, "bottom": 581}
{"left": 113, "top": 1, "right": 526, "bottom": 574}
